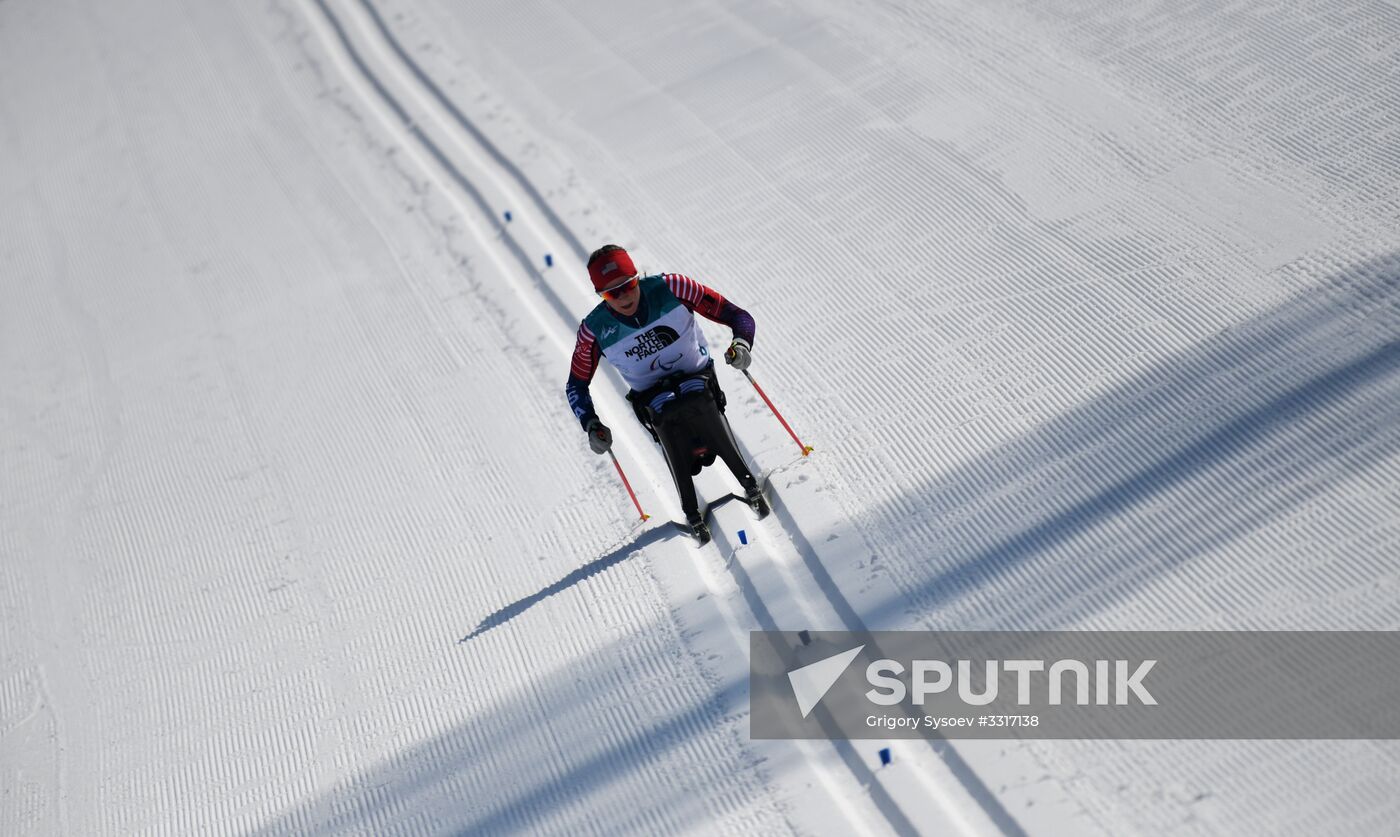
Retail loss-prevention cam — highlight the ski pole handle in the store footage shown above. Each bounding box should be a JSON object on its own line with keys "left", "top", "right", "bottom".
{"left": 608, "top": 450, "right": 650, "bottom": 521}
{"left": 743, "top": 370, "right": 813, "bottom": 456}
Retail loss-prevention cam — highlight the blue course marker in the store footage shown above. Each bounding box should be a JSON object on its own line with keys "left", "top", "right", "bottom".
{"left": 544, "top": 253, "right": 554, "bottom": 267}
{"left": 504, "top": 210, "right": 512, "bottom": 222}
{"left": 879, "top": 747, "right": 892, "bottom": 766}
{"left": 738, "top": 529, "right": 748, "bottom": 545}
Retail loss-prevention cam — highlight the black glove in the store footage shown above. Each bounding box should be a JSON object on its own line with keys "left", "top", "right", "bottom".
{"left": 724, "top": 338, "right": 752, "bottom": 371}
{"left": 585, "top": 418, "right": 612, "bottom": 455}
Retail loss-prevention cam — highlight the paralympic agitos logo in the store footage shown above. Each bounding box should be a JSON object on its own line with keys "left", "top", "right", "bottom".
{"left": 624, "top": 325, "right": 680, "bottom": 360}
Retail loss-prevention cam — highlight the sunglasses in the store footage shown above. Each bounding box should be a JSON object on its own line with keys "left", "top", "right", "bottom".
{"left": 598, "top": 275, "right": 640, "bottom": 301}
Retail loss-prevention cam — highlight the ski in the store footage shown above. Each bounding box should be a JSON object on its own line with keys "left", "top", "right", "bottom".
{"left": 689, "top": 517, "right": 712, "bottom": 545}
{"left": 743, "top": 481, "right": 770, "bottom": 520}
{"left": 671, "top": 512, "right": 712, "bottom": 545}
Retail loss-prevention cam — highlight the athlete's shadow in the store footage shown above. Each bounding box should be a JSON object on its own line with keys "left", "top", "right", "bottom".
{"left": 462, "top": 524, "right": 680, "bottom": 640}
{"left": 464, "top": 489, "right": 758, "bottom": 640}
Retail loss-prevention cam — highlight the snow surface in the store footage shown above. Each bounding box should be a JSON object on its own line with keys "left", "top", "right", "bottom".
{"left": 3, "top": 0, "right": 1399, "bottom": 834}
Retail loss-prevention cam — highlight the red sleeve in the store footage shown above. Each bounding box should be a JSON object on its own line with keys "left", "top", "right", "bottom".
{"left": 569, "top": 322, "right": 600, "bottom": 381}
{"left": 664, "top": 273, "right": 726, "bottom": 321}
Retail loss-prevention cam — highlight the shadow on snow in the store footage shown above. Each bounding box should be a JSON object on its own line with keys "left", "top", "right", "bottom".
{"left": 462, "top": 525, "right": 675, "bottom": 641}
{"left": 853, "top": 252, "right": 1400, "bottom": 631}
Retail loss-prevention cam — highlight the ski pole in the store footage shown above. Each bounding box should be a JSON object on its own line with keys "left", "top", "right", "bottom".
{"left": 743, "top": 369, "right": 814, "bottom": 456}
{"left": 608, "top": 450, "right": 650, "bottom": 521}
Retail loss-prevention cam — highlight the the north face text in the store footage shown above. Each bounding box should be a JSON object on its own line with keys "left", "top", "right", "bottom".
{"left": 625, "top": 326, "right": 680, "bottom": 360}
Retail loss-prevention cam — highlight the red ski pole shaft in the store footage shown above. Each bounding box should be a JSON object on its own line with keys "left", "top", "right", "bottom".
{"left": 608, "top": 450, "right": 650, "bottom": 521}
{"left": 743, "top": 369, "right": 814, "bottom": 456}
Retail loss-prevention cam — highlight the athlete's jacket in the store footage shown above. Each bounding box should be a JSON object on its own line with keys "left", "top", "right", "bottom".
{"left": 566, "top": 273, "right": 755, "bottom": 429}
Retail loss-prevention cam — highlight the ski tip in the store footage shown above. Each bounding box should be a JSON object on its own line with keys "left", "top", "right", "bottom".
{"left": 670, "top": 519, "right": 711, "bottom": 545}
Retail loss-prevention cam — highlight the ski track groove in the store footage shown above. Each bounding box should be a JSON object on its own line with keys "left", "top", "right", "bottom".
{"left": 268, "top": 9, "right": 641, "bottom": 829}
{"left": 291, "top": 0, "right": 812, "bottom": 834}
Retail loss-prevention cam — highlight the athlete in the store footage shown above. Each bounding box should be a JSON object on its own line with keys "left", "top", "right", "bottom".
{"left": 565, "top": 244, "right": 766, "bottom": 542}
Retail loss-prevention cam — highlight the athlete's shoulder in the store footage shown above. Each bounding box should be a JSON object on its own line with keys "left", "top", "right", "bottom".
{"left": 661, "top": 272, "right": 706, "bottom": 301}
{"left": 579, "top": 305, "right": 608, "bottom": 335}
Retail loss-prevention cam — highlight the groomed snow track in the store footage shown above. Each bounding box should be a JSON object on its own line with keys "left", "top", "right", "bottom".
{"left": 6, "top": 0, "right": 1399, "bottom": 833}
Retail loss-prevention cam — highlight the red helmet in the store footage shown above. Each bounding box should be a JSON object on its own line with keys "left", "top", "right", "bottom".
{"left": 587, "top": 245, "right": 637, "bottom": 291}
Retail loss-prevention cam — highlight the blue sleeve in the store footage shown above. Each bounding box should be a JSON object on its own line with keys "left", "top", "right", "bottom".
{"left": 566, "top": 375, "right": 598, "bottom": 430}
{"left": 717, "top": 300, "right": 756, "bottom": 346}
